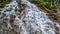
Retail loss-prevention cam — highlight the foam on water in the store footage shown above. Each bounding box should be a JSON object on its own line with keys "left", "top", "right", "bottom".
{"left": 0, "top": 0, "right": 60, "bottom": 34}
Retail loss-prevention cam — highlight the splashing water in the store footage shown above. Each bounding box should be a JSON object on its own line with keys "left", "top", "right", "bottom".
{"left": 0, "top": 0, "right": 60, "bottom": 34}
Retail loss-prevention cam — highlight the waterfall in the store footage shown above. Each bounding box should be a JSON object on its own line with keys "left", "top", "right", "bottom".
{"left": 0, "top": 0, "right": 60, "bottom": 34}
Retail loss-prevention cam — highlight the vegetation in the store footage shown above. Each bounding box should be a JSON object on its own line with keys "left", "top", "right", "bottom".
{"left": 29, "top": 0, "right": 60, "bottom": 23}
{"left": 29, "top": 0, "right": 60, "bottom": 13}
{"left": 0, "top": 0, "right": 11, "bottom": 8}
{"left": 16, "top": 0, "right": 21, "bottom": 7}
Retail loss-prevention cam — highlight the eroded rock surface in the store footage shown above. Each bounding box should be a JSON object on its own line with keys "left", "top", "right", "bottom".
{"left": 0, "top": 0, "right": 60, "bottom": 34}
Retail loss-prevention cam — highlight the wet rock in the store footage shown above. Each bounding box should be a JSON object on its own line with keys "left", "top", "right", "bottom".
{"left": 0, "top": 0, "right": 60, "bottom": 34}
{"left": 5, "top": 8, "right": 12, "bottom": 11}
{"left": 19, "top": 4, "right": 26, "bottom": 12}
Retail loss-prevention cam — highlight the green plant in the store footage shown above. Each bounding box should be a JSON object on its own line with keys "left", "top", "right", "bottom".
{"left": 16, "top": 0, "right": 21, "bottom": 7}
{"left": 0, "top": 0, "right": 11, "bottom": 8}
{"left": 29, "top": 0, "right": 57, "bottom": 13}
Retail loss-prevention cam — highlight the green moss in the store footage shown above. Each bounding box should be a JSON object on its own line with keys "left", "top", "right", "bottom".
{"left": 0, "top": 0, "right": 11, "bottom": 8}
{"left": 29, "top": 0, "right": 57, "bottom": 13}
{"left": 16, "top": 0, "right": 21, "bottom": 7}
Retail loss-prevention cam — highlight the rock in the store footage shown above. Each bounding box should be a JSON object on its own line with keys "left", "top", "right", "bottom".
{"left": 19, "top": 4, "right": 26, "bottom": 11}
{"left": 6, "top": 8, "right": 12, "bottom": 11}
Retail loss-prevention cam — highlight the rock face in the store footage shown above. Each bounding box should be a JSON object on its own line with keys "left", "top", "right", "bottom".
{"left": 0, "top": 0, "right": 60, "bottom": 34}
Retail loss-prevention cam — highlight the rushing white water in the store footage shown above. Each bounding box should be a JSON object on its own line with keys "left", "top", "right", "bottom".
{"left": 0, "top": 0, "right": 60, "bottom": 34}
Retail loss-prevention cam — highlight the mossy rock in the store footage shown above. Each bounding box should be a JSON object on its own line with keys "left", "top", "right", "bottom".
{"left": 0, "top": 0, "right": 11, "bottom": 8}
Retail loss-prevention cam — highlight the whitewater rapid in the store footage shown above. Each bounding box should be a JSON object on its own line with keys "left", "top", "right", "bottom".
{"left": 0, "top": 0, "right": 60, "bottom": 34}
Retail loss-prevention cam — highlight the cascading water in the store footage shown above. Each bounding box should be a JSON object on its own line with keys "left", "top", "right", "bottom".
{"left": 0, "top": 0, "right": 60, "bottom": 34}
